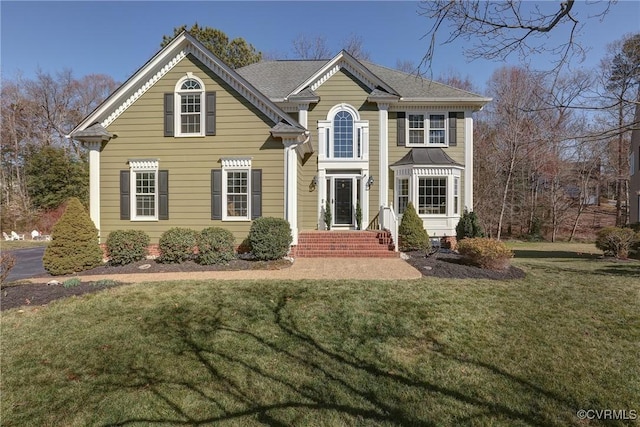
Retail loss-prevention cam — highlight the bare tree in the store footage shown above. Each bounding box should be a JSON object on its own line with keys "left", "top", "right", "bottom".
{"left": 342, "top": 33, "right": 371, "bottom": 61}
{"left": 418, "top": 1, "right": 614, "bottom": 75}
{"left": 291, "top": 34, "right": 331, "bottom": 60}
{"left": 395, "top": 59, "right": 417, "bottom": 74}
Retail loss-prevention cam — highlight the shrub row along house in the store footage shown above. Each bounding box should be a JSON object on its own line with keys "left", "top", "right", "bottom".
{"left": 70, "top": 31, "right": 491, "bottom": 255}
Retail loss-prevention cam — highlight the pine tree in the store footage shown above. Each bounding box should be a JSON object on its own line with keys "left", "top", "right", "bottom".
{"left": 398, "top": 202, "right": 431, "bottom": 252}
{"left": 43, "top": 197, "right": 103, "bottom": 275}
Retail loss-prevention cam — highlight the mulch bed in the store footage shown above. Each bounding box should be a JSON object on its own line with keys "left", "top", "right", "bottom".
{"left": 404, "top": 250, "right": 526, "bottom": 280}
{"left": 2, "top": 252, "right": 525, "bottom": 312}
{"left": 1, "top": 257, "right": 292, "bottom": 312}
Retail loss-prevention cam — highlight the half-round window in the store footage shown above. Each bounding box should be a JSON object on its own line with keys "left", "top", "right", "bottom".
{"left": 180, "top": 79, "right": 202, "bottom": 91}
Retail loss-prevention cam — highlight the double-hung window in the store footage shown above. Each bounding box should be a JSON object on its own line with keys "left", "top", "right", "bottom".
{"left": 407, "top": 113, "right": 447, "bottom": 146}
{"left": 175, "top": 75, "right": 205, "bottom": 136}
{"left": 318, "top": 104, "right": 369, "bottom": 162}
{"left": 120, "top": 160, "right": 168, "bottom": 221}
{"left": 221, "top": 158, "right": 252, "bottom": 221}
{"left": 418, "top": 177, "right": 447, "bottom": 215}
{"left": 397, "top": 178, "right": 409, "bottom": 215}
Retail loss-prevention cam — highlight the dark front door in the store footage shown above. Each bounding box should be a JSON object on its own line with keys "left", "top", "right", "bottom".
{"left": 334, "top": 178, "right": 353, "bottom": 225}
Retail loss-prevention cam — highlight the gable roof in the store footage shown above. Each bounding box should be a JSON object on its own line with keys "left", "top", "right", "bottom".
{"left": 237, "top": 54, "right": 491, "bottom": 108}
{"left": 70, "top": 31, "right": 303, "bottom": 138}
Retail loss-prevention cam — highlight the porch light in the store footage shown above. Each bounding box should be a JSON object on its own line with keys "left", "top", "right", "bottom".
{"left": 366, "top": 175, "right": 375, "bottom": 189}
{"left": 310, "top": 175, "right": 318, "bottom": 191}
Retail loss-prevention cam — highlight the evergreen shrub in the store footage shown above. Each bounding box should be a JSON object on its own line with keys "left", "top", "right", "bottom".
{"left": 106, "top": 230, "right": 150, "bottom": 266}
{"left": 457, "top": 238, "right": 513, "bottom": 270}
{"left": 249, "top": 217, "right": 292, "bottom": 260}
{"left": 398, "top": 202, "right": 431, "bottom": 252}
{"left": 43, "top": 197, "right": 103, "bottom": 275}
{"left": 158, "top": 227, "right": 197, "bottom": 263}
{"left": 197, "top": 227, "right": 236, "bottom": 265}
{"left": 595, "top": 227, "right": 638, "bottom": 259}
{"left": 456, "top": 209, "right": 485, "bottom": 241}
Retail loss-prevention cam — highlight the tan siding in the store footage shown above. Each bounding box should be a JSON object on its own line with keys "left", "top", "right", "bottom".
{"left": 101, "top": 54, "right": 284, "bottom": 244}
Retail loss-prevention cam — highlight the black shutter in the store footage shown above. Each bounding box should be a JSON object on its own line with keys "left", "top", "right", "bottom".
{"left": 449, "top": 112, "right": 462, "bottom": 146}
{"left": 120, "top": 170, "right": 130, "bottom": 220}
{"left": 211, "top": 169, "right": 222, "bottom": 220}
{"left": 251, "top": 169, "right": 262, "bottom": 220}
{"left": 158, "top": 170, "right": 169, "bottom": 220}
{"left": 164, "top": 93, "right": 174, "bottom": 137}
{"left": 205, "top": 91, "right": 216, "bottom": 136}
{"left": 397, "top": 112, "right": 406, "bottom": 146}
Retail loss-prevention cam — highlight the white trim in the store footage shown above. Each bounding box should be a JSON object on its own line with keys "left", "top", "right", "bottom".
{"left": 221, "top": 157, "right": 252, "bottom": 169}
{"left": 283, "top": 138, "right": 299, "bottom": 244}
{"left": 289, "top": 51, "right": 397, "bottom": 97}
{"left": 102, "top": 50, "right": 187, "bottom": 129}
{"left": 222, "top": 165, "right": 251, "bottom": 222}
{"left": 174, "top": 74, "right": 205, "bottom": 137}
{"left": 379, "top": 104, "right": 389, "bottom": 208}
{"left": 464, "top": 111, "right": 474, "bottom": 210}
{"left": 87, "top": 142, "right": 101, "bottom": 234}
{"left": 318, "top": 104, "right": 369, "bottom": 163}
{"left": 129, "top": 160, "right": 159, "bottom": 222}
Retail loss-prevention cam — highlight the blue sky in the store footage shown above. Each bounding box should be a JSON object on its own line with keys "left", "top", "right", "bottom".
{"left": 2, "top": 1, "right": 639, "bottom": 92}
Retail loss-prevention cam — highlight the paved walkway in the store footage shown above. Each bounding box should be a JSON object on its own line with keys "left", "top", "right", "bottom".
{"left": 29, "top": 258, "right": 423, "bottom": 284}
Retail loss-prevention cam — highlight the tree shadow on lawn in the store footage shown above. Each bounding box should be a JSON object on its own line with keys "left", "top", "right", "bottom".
{"left": 98, "top": 292, "right": 580, "bottom": 427}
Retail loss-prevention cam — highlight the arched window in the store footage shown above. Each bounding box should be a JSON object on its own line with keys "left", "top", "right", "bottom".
{"left": 175, "top": 75, "right": 205, "bottom": 136}
{"left": 333, "top": 110, "right": 354, "bottom": 158}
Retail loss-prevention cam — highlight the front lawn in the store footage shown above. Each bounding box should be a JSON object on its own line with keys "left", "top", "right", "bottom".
{"left": 1, "top": 243, "right": 638, "bottom": 426}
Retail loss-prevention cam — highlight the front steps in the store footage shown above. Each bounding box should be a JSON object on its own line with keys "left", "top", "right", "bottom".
{"left": 292, "top": 230, "right": 398, "bottom": 258}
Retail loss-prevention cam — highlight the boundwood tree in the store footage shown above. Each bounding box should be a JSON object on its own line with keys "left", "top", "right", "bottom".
{"left": 161, "top": 24, "right": 262, "bottom": 68}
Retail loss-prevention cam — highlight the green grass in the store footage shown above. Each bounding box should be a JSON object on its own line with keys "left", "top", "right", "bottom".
{"left": 0, "top": 239, "right": 49, "bottom": 250}
{"left": 1, "top": 243, "right": 639, "bottom": 426}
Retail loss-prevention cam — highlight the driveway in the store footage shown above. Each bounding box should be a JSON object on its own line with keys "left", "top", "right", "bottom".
{"left": 3, "top": 247, "right": 47, "bottom": 282}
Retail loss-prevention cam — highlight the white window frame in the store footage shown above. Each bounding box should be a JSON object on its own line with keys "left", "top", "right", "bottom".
{"left": 406, "top": 112, "right": 449, "bottom": 147}
{"left": 397, "top": 177, "right": 410, "bottom": 215}
{"left": 221, "top": 158, "right": 252, "bottom": 221}
{"left": 130, "top": 159, "right": 159, "bottom": 221}
{"left": 318, "top": 104, "right": 369, "bottom": 162}
{"left": 175, "top": 73, "right": 205, "bottom": 137}
{"left": 418, "top": 177, "right": 448, "bottom": 215}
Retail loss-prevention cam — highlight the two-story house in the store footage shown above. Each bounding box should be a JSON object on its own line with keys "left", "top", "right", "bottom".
{"left": 70, "top": 31, "right": 491, "bottom": 255}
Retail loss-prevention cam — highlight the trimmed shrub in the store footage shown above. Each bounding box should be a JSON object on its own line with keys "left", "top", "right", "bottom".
{"left": 398, "top": 202, "right": 431, "bottom": 252}
{"left": 595, "top": 227, "right": 638, "bottom": 259}
{"left": 249, "top": 217, "right": 292, "bottom": 261}
{"left": 158, "top": 227, "right": 197, "bottom": 263}
{"left": 455, "top": 209, "right": 485, "bottom": 241}
{"left": 197, "top": 227, "right": 236, "bottom": 265}
{"left": 457, "top": 238, "right": 513, "bottom": 270}
{"left": 43, "top": 198, "right": 103, "bottom": 275}
{"left": 323, "top": 200, "right": 332, "bottom": 230}
{"left": 106, "top": 230, "right": 150, "bottom": 266}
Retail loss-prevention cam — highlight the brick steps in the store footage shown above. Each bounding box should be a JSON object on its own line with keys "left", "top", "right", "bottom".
{"left": 293, "top": 231, "right": 397, "bottom": 258}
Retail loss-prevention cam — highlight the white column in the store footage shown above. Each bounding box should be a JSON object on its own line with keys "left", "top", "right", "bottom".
{"left": 464, "top": 110, "right": 474, "bottom": 211}
{"left": 86, "top": 142, "right": 101, "bottom": 236}
{"left": 283, "top": 138, "right": 298, "bottom": 245}
{"left": 378, "top": 103, "right": 389, "bottom": 208}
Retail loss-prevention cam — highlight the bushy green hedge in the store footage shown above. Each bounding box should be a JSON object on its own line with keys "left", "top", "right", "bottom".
{"left": 456, "top": 209, "right": 485, "bottom": 241}
{"left": 197, "top": 227, "right": 236, "bottom": 265}
{"left": 106, "top": 230, "right": 150, "bottom": 266}
{"left": 249, "top": 217, "right": 292, "bottom": 260}
{"left": 158, "top": 227, "right": 197, "bottom": 264}
{"left": 457, "top": 238, "right": 513, "bottom": 270}
{"left": 398, "top": 202, "right": 431, "bottom": 252}
{"left": 595, "top": 227, "right": 639, "bottom": 259}
{"left": 43, "top": 197, "right": 103, "bottom": 275}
